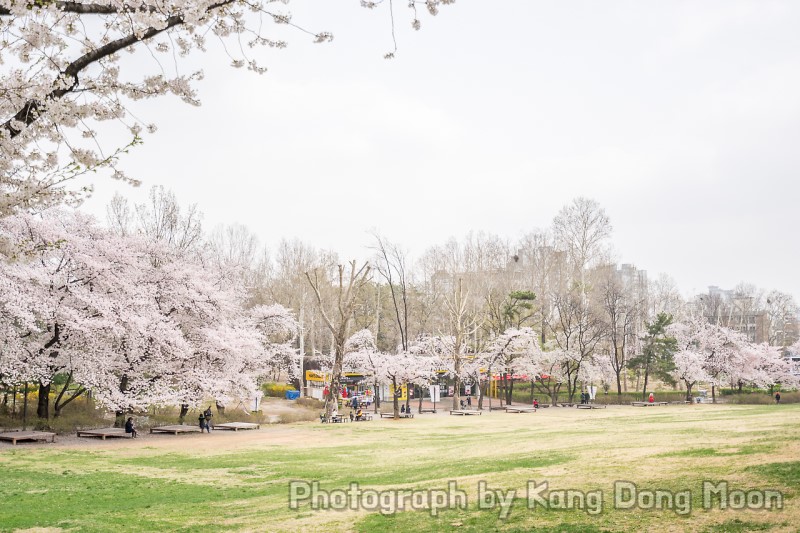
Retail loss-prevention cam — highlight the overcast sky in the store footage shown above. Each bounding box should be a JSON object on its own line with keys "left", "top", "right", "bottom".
{"left": 79, "top": 0, "right": 800, "bottom": 301}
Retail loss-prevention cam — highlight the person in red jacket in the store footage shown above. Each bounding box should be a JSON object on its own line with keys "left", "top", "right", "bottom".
{"left": 648, "top": 392, "right": 655, "bottom": 403}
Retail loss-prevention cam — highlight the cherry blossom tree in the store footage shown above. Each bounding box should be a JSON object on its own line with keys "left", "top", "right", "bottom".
{"left": 530, "top": 346, "right": 572, "bottom": 407}
{"left": 671, "top": 349, "right": 710, "bottom": 402}
{"left": 0, "top": 1, "right": 455, "bottom": 214}
{"left": 374, "top": 349, "right": 438, "bottom": 419}
{"left": 0, "top": 208, "right": 296, "bottom": 422}
{"left": 0, "top": 209, "right": 142, "bottom": 419}
{"left": 483, "top": 327, "right": 540, "bottom": 406}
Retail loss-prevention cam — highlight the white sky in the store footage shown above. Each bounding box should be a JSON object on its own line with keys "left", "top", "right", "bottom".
{"left": 80, "top": 0, "right": 800, "bottom": 301}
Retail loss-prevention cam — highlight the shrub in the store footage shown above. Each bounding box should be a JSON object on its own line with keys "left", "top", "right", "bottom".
{"left": 727, "top": 391, "right": 800, "bottom": 404}
{"left": 277, "top": 410, "right": 319, "bottom": 424}
{"left": 261, "top": 382, "right": 296, "bottom": 398}
{"left": 295, "top": 397, "right": 325, "bottom": 409}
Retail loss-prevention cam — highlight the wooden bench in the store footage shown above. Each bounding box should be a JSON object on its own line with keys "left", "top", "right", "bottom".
{"left": 213, "top": 422, "right": 260, "bottom": 431}
{"left": 379, "top": 412, "right": 411, "bottom": 419}
{"left": 150, "top": 425, "right": 203, "bottom": 434}
{"left": 450, "top": 410, "right": 481, "bottom": 416}
{"left": 419, "top": 408, "right": 437, "bottom": 414}
{"left": 670, "top": 401, "right": 691, "bottom": 405}
{"left": 631, "top": 402, "right": 669, "bottom": 407}
{"left": 353, "top": 414, "right": 373, "bottom": 421}
{"left": 0, "top": 431, "right": 56, "bottom": 445}
{"left": 576, "top": 404, "right": 606, "bottom": 409}
{"left": 505, "top": 406, "right": 537, "bottom": 413}
{"left": 77, "top": 428, "right": 133, "bottom": 440}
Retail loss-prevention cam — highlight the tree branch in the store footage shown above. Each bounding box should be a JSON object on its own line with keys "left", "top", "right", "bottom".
{"left": 1, "top": 0, "right": 235, "bottom": 138}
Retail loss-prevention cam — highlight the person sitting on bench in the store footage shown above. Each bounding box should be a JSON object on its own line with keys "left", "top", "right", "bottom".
{"left": 125, "top": 417, "right": 138, "bottom": 438}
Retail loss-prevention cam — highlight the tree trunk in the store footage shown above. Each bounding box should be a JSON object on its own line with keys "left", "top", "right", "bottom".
{"left": 392, "top": 376, "right": 399, "bottom": 419}
{"left": 216, "top": 401, "right": 225, "bottom": 416}
{"left": 711, "top": 384, "right": 716, "bottom": 404}
{"left": 37, "top": 381, "right": 51, "bottom": 419}
{"left": 22, "top": 382, "right": 29, "bottom": 430}
{"left": 641, "top": 366, "right": 650, "bottom": 402}
{"left": 54, "top": 387, "right": 85, "bottom": 418}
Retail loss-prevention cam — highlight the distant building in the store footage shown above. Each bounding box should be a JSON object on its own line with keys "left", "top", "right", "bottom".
{"left": 696, "top": 286, "right": 769, "bottom": 343}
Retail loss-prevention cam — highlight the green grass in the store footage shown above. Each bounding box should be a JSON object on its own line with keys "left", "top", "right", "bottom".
{"left": 1, "top": 404, "right": 798, "bottom": 532}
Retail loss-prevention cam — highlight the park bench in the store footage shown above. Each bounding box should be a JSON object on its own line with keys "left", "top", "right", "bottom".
{"left": 489, "top": 405, "right": 507, "bottom": 411}
{"left": 213, "top": 422, "right": 260, "bottom": 431}
{"left": 670, "top": 401, "right": 691, "bottom": 405}
{"left": 353, "top": 413, "right": 373, "bottom": 421}
{"left": 576, "top": 404, "right": 606, "bottom": 409}
{"left": 0, "top": 431, "right": 56, "bottom": 445}
{"left": 630, "top": 402, "right": 669, "bottom": 407}
{"left": 419, "top": 408, "right": 437, "bottom": 414}
{"left": 150, "top": 425, "right": 203, "bottom": 434}
{"left": 450, "top": 410, "right": 481, "bottom": 416}
{"left": 77, "top": 428, "right": 133, "bottom": 440}
{"left": 379, "top": 412, "right": 411, "bottom": 419}
{"left": 559, "top": 403, "right": 575, "bottom": 407}
{"left": 320, "top": 414, "right": 348, "bottom": 423}
{"left": 505, "top": 406, "right": 537, "bottom": 413}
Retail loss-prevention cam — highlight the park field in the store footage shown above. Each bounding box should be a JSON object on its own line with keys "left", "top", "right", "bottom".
{"left": 1, "top": 403, "right": 798, "bottom": 532}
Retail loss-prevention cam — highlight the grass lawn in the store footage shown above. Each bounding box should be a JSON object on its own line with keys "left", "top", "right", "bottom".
{"left": 1, "top": 403, "right": 798, "bottom": 532}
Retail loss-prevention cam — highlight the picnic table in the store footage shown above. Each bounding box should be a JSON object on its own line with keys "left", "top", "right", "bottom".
{"left": 0, "top": 431, "right": 56, "bottom": 445}
{"left": 150, "top": 425, "right": 203, "bottom": 434}
{"left": 213, "top": 422, "right": 260, "bottom": 431}
{"left": 77, "top": 428, "right": 133, "bottom": 440}
{"left": 505, "top": 406, "right": 537, "bottom": 413}
{"left": 450, "top": 409, "right": 481, "bottom": 416}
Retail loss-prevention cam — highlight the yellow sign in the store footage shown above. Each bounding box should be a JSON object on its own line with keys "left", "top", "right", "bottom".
{"left": 305, "top": 370, "right": 327, "bottom": 383}
{"left": 390, "top": 384, "right": 408, "bottom": 401}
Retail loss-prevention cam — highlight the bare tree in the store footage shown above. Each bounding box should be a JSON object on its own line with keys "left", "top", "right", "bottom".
{"left": 305, "top": 261, "right": 371, "bottom": 417}
{"left": 598, "top": 267, "right": 641, "bottom": 394}
{"left": 552, "top": 197, "right": 612, "bottom": 290}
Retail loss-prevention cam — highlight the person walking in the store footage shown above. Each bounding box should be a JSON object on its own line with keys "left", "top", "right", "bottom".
{"left": 203, "top": 406, "right": 213, "bottom": 432}
{"left": 775, "top": 391, "right": 781, "bottom": 404}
